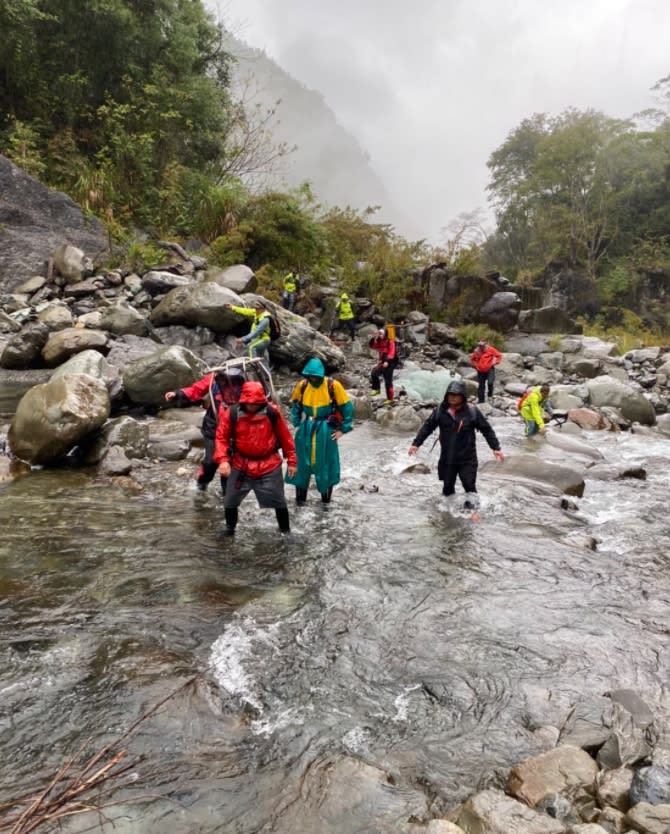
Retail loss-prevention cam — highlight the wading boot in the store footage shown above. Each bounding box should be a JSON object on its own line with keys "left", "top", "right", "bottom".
{"left": 320, "top": 487, "right": 333, "bottom": 504}
{"left": 275, "top": 507, "right": 290, "bottom": 534}
{"left": 295, "top": 488, "right": 308, "bottom": 506}
{"left": 218, "top": 507, "right": 238, "bottom": 539}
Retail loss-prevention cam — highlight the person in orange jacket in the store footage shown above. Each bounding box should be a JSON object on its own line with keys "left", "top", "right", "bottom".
{"left": 470, "top": 339, "right": 503, "bottom": 403}
{"left": 213, "top": 381, "right": 297, "bottom": 537}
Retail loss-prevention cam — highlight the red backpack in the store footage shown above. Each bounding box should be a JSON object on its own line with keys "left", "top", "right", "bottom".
{"left": 516, "top": 390, "right": 531, "bottom": 411}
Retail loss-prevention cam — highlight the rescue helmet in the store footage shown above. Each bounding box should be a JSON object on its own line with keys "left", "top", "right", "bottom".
{"left": 238, "top": 381, "right": 267, "bottom": 404}
{"left": 445, "top": 380, "right": 467, "bottom": 398}
{"left": 340, "top": 292, "right": 349, "bottom": 300}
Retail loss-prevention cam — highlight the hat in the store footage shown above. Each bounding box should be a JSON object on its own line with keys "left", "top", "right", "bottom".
{"left": 341, "top": 292, "right": 349, "bottom": 300}
{"left": 238, "top": 381, "right": 267, "bottom": 404}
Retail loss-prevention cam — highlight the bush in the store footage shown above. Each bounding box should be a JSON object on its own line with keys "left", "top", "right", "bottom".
{"left": 456, "top": 324, "right": 506, "bottom": 352}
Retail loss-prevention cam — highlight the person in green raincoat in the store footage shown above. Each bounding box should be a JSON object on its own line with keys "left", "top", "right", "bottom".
{"left": 285, "top": 357, "right": 355, "bottom": 504}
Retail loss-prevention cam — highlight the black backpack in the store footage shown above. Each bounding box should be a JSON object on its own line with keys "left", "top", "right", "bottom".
{"left": 267, "top": 314, "right": 281, "bottom": 341}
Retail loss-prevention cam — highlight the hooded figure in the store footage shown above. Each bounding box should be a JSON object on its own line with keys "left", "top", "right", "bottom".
{"left": 285, "top": 357, "right": 355, "bottom": 504}
{"left": 164, "top": 365, "right": 244, "bottom": 494}
{"left": 408, "top": 379, "right": 504, "bottom": 511}
{"left": 213, "top": 381, "right": 297, "bottom": 537}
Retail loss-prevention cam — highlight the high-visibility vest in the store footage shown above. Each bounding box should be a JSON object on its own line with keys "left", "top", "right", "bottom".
{"left": 337, "top": 299, "right": 354, "bottom": 320}
{"left": 283, "top": 273, "right": 297, "bottom": 293}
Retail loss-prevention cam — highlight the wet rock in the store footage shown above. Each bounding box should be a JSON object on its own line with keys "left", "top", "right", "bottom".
{"left": 585, "top": 464, "right": 646, "bottom": 481}
{"left": 596, "top": 767, "right": 633, "bottom": 812}
{"left": 630, "top": 767, "right": 670, "bottom": 806}
{"left": 50, "top": 348, "right": 120, "bottom": 393}
{"left": 402, "top": 462, "right": 431, "bottom": 474}
{"left": 0, "top": 322, "right": 50, "bottom": 368}
{"left": 626, "top": 801, "right": 670, "bottom": 833}
{"left": 37, "top": 302, "right": 74, "bottom": 331}
{"left": 8, "top": 372, "right": 110, "bottom": 464}
{"left": 481, "top": 454, "right": 585, "bottom": 497}
{"left": 508, "top": 745, "right": 599, "bottom": 807}
{"left": 585, "top": 377, "right": 656, "bottom": 426}
{"left": 41, "top": 327, "right": 108, "bottom": 366}
{"left": 206, "top": 264, "right": 257, "bottom": 293}
{"left": 567, "top": 408, "right": 615, "bottom": 431}
{"left": 53, "top": 243, "right": 91, "bottom": 284}
{"left": 477, "top": 290, "right": 521, "bottom": 332}
{"left": 149, "top": 281, "right": 239, "bottom": 331}
{"left": 543, "top": 430, "right": 604, "bottom": 462}
{"left": 0, "top": 455, "right": 31, "bottom": 482}
{"left": 105, "top": 334, "right": 162, "bottom": 372}
{"left": 456, "top": 788, "right": 566, "bottom": 833}
{"left": 81, "top": 416, "right": 150, "bottom": 464}
{"left": 375, "top": 403, "right": 423, "bottom": 432}
{"left": 99, "top": 444, "right": 132, "bottom": 476}
{"left": 99, "top": 301, "right": 151, "bottom": 336}
{"left": 122, "top": 345, "right": 206, "bottom": 406}
{"left": 141, "top": 270, "right": 193, "bottom": 294}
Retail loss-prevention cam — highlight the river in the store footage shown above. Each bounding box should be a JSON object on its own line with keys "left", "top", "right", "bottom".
{"left": 1, "top": 406, "right": 669, "bottom": 832}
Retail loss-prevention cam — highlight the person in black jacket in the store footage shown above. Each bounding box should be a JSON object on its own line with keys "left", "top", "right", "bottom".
{"left": 408, "top": 379, "right": 504, "bottom": 515}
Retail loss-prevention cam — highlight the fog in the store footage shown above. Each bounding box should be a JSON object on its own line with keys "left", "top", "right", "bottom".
{"left": 217, "top": 0, "right": 670, "bottom": 242}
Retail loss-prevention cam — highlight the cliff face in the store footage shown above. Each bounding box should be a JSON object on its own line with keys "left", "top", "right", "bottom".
{"left": 0, "top": 155, "right": 107, "bottom": 290}
{"left": 225, "top": 35, "right": 402, "bottom": 226}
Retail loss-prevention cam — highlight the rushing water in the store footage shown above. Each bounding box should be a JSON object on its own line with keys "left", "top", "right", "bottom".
{"left": 1, "top": 411, "right": 670, "bottom": 832}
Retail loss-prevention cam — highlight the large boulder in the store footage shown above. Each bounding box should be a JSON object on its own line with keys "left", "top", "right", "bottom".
{"left": 477, "top": 291, "right": 521, "bottom": 332}
{"left": 481, "top": 454, "right": 586, "bottom": 497}
{"left": 518, "top": 306, "right": 582, "bottom": 334}
{"left": 149, "top": 282, "right": 241, "bottom": 331}
{"left": 0, "top": 323, "right": 50, "bottom": 368}
{"left": 41, "top": 327, "right": 108, "bottom": 366}
{"left": 141, "top": 270, "right": 193, "bottom": 294}
{"left": 122, "top": 345, "right": 207, "bottom": 406}
{"left": 206, "top": 264, "right": 257, "bottom": 293}
{"left": 267, "top": 308, "right": 346, "bottom": 372}
{"left": 8, "top": 373, "right": 110, "bottom": 463}
{"left": 52, "top": 243, "right": 92, "bottom": 285}
{"left": 50, "top": 348, "right": 120, "bottom": 393}
{"left": 585, "top": 377, "right": 656, "bottom": 425}
{"left": 0, "top": 155, "right": 107, "bottom": 291}
{"left": 456, "top": 788, "right": 565, "bottom": 833}
{"left": 99, "top": 301, "right": 151, "bottom": 337}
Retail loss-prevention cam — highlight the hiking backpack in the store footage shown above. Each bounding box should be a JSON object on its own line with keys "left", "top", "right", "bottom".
{"left": 267, "top": 313, "right": 281, "bottom": 341}
{"left": 516, "top": 389, "right": 531, "bottom": 411}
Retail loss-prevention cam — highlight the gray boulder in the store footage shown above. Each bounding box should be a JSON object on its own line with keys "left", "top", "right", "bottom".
{"left": 631, "top": 767, "right": 670, "bottom": 806}
{"left": 50, "top": 349, "right": 120, "bottom": 393}
{"left": 0, "top": 323, "right": 50, "bottom": 368}
{"left": 123, "top": 345, "right": 207, "bottom": 406}
{"left": 81, "top": 415, "right": 150, "bottom": 464}
{"left": 481, "top": 454, "right": 585, "bottom": 497}
{"left": 99, "top": 301, "right": 151, "bottom": 337}
{"left": 52, "top": 243, "right": 92, "bottom": 285}
{"left": 8, "top": 373, "right": 110, "bottom": 464}
{"left": 585, "top": 377, "right": 656, "bottom": 425}
{"left": 141, "top": 270, "right": 193, "bottom": 294}
{"left": 518, "top": 306, "right": 582, "bottom": 334}
{"left": 206, "top": 264, "right": 257, "bottom": 293}
{"left": 268, "top": 309, "right": 346, "bottom": 372}
{"left": 106, "top": 334, "right": 162, "bottom": 372}
{"left": 37, "top": 303, "right": 74, "bottom": 331}
{"left": 456, "top": 788, "right": 565, "bottom": 833}
{"left": 41, "top": 327, "right": 108, "bottom": 366}
{"left": 149, "top": 282, "right": 240, "bottom": 331}
{"left": 99, "top": 445, "right": 133, "bottom": 476}
{"left": 477, "top": 290, "right": 521, "bottom": 332}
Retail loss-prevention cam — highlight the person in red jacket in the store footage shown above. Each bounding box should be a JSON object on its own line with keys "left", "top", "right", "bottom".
{"left": 369, "top": 328, "right": 398, "bottom": 404}
{"left": 165, "top": 366, "right": 244, "bottom": 493}
{"left": 214, "top": 381, "right": 298, "bottom": 537}
{"left": 470, "top": 339, "right": 503, "bottom": 403}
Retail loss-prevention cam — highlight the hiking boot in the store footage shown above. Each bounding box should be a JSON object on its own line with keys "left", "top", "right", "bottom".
{"left": 383, "top": 399, "right": 394, "bottom": 406}
{"left": 370, "top": 389, "right": 380, "bottom": 396}
{"left": 217, "top": 527, "right": 236, "bottom": 539}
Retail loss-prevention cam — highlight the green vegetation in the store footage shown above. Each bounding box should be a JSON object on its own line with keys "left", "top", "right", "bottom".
{"left": 456, "top": 324, "right": 506, "bottom": 353}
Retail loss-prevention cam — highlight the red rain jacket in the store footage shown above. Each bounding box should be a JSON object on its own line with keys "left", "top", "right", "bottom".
{"left": 470, "top": 345, "right": 502, "bottom": 373}
{"left": 369, "top": 335, "right": 397, "bottom": 363}
{"left": 213, "top": 404, "right": 297, "bottom": 478}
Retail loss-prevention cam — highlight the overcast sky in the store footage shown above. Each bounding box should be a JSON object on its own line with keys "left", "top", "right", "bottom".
{"left": 217, "top": 0, "right": 670, "bottom": 243}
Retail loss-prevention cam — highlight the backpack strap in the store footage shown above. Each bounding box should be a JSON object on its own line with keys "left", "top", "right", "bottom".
{"left": 299, "top": 377, "right": 337, "bottom": 414}
{"left": 228, "top": 403, "right": 280, "bottom": 458}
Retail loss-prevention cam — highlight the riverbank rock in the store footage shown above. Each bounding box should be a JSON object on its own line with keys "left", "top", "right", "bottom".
{"left": 122, "top": 345, "right": 207, "bottom": 406}
{"left": 8, "top": 373, "right": 110, "bottom": 463}
{"left": 455, "top": 788, "right": 566, "bottom": 833}
{"left": 481, "top": 454, "right": 586, "bottom": 497}
{"left": 41, "top": 327, "right": 108, "bottom": 366}
{"left": 508, "top": 745, "right": 599, "bottom": 807}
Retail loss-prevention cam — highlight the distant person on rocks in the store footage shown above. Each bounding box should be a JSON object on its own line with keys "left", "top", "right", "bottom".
{"left": 408, "top": 379, "right": 504, "bottom": 519}
{"left": 225, "top": 300, "right": 271, "bottom": 372}
{"left": 282, "top": 272, "right": 298, "bottom": 311}
{"left": 164, "top": 366, "right": 244, "bottom": 494}
{"left": 519, "top": 384, "right": 554, "bottom": 436}
{"left": 285, "top": 357, "right": 354, "bottom": 506}
{"left": 333, "top": 292, "right": 356, "bottom": 338}
{"left": 213, "top": 381, "right": 297, "bottom": 537}
{"left": 470, "top": 339, "right": 503, "bottom": 403}
{"left": 369, "top": 328, "right": 398, "bottom": 405}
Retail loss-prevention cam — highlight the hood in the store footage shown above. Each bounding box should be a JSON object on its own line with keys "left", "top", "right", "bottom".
{"left": 301, "top": 357, "right": 325, "bottom": 378}
{"left": 238, "top": 381, "right": 268, "bottom": 404}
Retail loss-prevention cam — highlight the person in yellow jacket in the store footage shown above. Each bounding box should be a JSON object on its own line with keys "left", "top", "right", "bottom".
{"left": 225, "top": 300, "right": 271, "bottom": 372}
{"left": 519, "top": 384, "right": 554, "bottom": 436}
{"left": 282, "top": 272, "right": 298, "bottom": 311}
{"left": 332, "top": 292, "right": 356, "bottom": 338}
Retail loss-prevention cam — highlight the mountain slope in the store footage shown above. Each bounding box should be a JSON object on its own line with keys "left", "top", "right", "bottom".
{"left": 225, "top": 35, "right": 403, "bottom": 227}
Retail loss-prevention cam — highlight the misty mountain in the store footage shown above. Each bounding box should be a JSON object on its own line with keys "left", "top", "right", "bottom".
{"left": 225, "top": 35, "right": 406, "bottom": 231}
